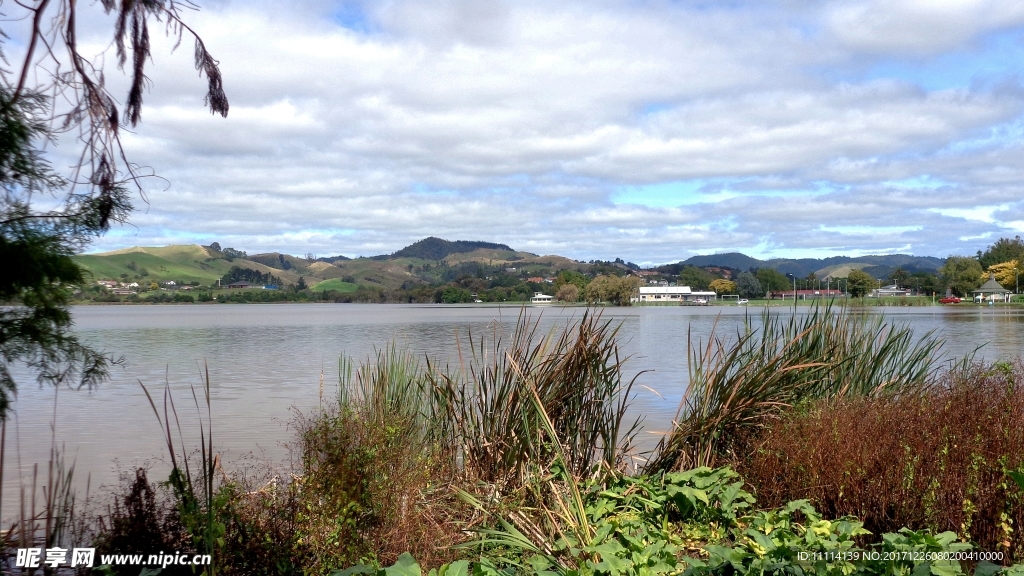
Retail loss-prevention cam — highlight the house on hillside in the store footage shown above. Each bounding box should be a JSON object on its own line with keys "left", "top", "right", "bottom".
{"left": 227, "top": 281, "right": 252, "bottom": 289}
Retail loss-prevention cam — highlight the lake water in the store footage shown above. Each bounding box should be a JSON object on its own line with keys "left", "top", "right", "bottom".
{"left": 4, "top": 303, "right": 1024, "bottom": 518}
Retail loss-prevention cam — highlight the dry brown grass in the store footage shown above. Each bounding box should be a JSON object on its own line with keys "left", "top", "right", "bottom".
{"left": 737, "top": 360, "right": 1024, "bottom": 561}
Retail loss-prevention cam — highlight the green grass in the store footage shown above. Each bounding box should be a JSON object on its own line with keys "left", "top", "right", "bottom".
{"left": 75, "top": 245, "right": 233, "bottom": 284}
{"left": 311, "top": 278, "right": 359, "bottom": 292}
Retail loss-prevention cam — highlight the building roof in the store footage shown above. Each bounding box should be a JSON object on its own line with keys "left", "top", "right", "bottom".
{"left": 639, "top": 286, "right": 691, "bottom": 294}
{"left": 973, "top": 273, "right": 1010, "bottom": 294}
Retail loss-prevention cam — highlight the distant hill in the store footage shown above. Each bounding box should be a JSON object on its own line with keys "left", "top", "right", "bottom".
{"left": 76, "top": 241, "right": 950, "bottom": 295}
{"left": 74, "top": 239, "right": 577, "bottom": 293}
{"left": 680, "top": 252, "right": 764, "bottom": 270}
{"left": 388, "top": 237, "right": 515, "bottom": 260}
{"left": 75, "top": 245, "right": 311, "bottom": 285}
{"left": 676, "top": 253, "right": 945, "bottom": 277}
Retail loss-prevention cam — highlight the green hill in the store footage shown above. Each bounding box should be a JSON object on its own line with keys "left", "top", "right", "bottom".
{"left": 76, "top": 245, "right": 321, "bottom": 286}
{"left": 310, "top": 278, "right": 359, "bottom": 293}
{"left": 388, "top": 237, "right": 514, "bottom": 260}
{"left": 75, "top": 245, "right": 231, "bottom": 284}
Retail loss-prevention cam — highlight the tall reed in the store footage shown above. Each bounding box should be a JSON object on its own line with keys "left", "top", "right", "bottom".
{"left": 646, "top": 304, "right": 947, "bottom": 473}
{"left": 428, "top": 310, "right": 641, "bottom": 483}
{"left": 140, "top": 364, "right": 227, "bottom": 576}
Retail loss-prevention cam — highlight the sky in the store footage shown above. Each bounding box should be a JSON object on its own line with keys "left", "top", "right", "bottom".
{"left": 18, "top": 0, "right": 1024, "bottom": 264}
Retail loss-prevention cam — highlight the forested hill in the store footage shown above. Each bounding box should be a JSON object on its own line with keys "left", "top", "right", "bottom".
{"left": 678, "top": 253, "right": 945, "bottom": 277}
{"left": 386, "top": 237, "right": 515, "bottom": 260}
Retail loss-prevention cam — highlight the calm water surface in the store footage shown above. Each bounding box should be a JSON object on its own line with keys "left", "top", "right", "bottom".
{"left": 4, "top": 303, "right": 1023, "bottom": 517}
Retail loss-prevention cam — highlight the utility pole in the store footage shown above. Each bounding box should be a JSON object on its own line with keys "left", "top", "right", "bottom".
{"left": 787, "top": 273, "right": 796, "bottom": 309}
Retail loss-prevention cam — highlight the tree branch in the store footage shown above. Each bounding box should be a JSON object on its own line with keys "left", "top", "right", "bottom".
{"left": 12, "top": 0, "right": 53, "bottom": 103}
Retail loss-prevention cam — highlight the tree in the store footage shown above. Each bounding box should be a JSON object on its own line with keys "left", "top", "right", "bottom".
{"left": 735, "top": 272, "right": 763, "bottom": 299}
{"left": 754, "top": 268, "right": 789, "bottom": 293}
{"left": 555, "top": 284, "right": 580, "bottom": 302}
{"left": 890, "top": 267, "right": 909, "bottom": 288}
{"left": 941, "top": 256, "right": 983, "bottom": 297}
{"left": 846, "top": 269, "right": 875, "bottom": 298}
{"left": 709, "top": 279, "right": 736, "bottom": 295}
{"left": 555, "top": 270, "right": 589, "bottom": 291}
{"left": 678, "top": 266, "right": 715, "bottom": 291}
{"left": 441, "top": 285, "right": 472, "bottom": 303}
{"left": 584, "top": 275, "right": 640, "bottom": 306}
{"left": 977, "top": 236, "right": 1024, "bottom": 268}
{"left": 908, "top": 271, "right": 943, "bottom": 295}
{"left": 1, "top": 1, "right": 227, "bottom": 417}
{"left": 987, "top": 260, "right": 1020, "bottom": 291}
{"left": 296, "top": 277, "right": 308, "bottom": 290}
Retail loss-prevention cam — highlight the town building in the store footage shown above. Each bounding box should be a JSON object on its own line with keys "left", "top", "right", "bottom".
{"left": 530, "top": 292, "right": 554, "bottom": 303}
{"left": 635, "top": 286, "right": 717, "bottom": 303}
{"left": 870, "top": 285, "right": 913, "bottom": 298}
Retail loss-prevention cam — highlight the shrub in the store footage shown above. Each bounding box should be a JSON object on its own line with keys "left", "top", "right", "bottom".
{"left": 738, "top": 360, "right": 1024, "bottom": 561}
{"left": 92, "top": 469, "right": 190, "bottom": 576}
{"left": 289, "top": 405, "right": 460, "bottom": 572}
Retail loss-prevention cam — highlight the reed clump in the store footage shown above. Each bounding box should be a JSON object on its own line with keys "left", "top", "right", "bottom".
{"left": 737, "top": 359, "right": 1024, "bottom": 562}
{"left": 427, "top": 310, "right": 640, "bottom": 484}
{"left": 646, "top": 305, "right": 945, "bottom": 473}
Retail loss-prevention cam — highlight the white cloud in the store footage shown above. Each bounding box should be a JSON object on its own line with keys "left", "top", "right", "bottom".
{"left": 19, "top": 0, "right": 1016, "bottom": 262}
{"left": 825, "top": 0, "right": 1024, "bottom": 55}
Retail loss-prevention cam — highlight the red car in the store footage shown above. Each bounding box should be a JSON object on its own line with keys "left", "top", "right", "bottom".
{"left": 939, "top": 296, "right": 961, "bottom": 304}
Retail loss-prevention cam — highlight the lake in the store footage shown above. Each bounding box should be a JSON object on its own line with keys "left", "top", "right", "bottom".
{"left": 4, "top": 303, "right": 1023, "bottom": 518}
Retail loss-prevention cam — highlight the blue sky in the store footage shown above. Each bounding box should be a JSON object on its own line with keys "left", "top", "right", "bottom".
{"left": 29, "top": 0, "right": 1024, "bottom": 263}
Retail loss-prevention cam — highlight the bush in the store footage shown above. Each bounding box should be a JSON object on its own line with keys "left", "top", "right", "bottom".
{"left": 738, "top": 360, "right": 1024, "bottom": 561}
{"left": 289, "top": 406, "right": 459, "bottom": 572}
{"left": 93, "top": 469, "right": 190, "bottom": 576}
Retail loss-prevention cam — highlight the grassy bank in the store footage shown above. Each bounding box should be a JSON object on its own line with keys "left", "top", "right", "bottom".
{"left": 4, "top": 307, "right": 1024, "bottom": 576}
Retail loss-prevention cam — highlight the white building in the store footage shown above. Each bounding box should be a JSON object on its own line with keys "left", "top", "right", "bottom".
{"left": 635, "top": 286, "right": 717, "bottom": 303}
{"left": 530, "top": 292, "right": 554, "bottom": 304}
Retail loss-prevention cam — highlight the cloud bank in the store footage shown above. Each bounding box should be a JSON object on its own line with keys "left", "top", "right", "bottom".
{"left": 59, "top": 0, "right": 1024, "bottom": 263}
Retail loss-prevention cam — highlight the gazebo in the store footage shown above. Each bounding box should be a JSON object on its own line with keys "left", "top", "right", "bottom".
{"left": 973, "top": 273, "right": 1012, "bottom": 303}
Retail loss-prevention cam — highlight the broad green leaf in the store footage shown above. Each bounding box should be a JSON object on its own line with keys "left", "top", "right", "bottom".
{"left": 1008, "top": 471, "right": 1024, "bottom": 491}
{"left": 385, "top": 553, "right": 422, "bottom": 576}
{"left": 973, "top": 561, "right": 1003, "bottom": 576}
{"left": 438, "top": 561, "right": 469, "bottom": 576}
{"left": 332, "top": 565, "right": 380, "bottom": 576}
